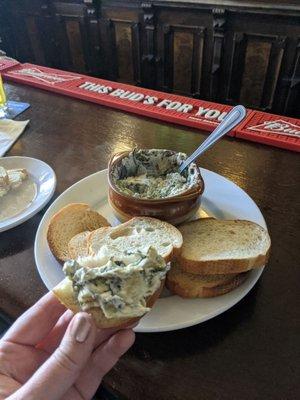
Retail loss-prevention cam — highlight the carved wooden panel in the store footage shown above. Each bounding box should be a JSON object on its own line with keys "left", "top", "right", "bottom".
{"left": 210, "top": 9, "right": 226, "bottom": 102}
{"left": 53, "top": 10, "right": 87, "bottom": 73}
{"left": 99, "top": 19, "right": 117, "bottom": 81}
{"left": 52, "top": 2, "right": 101, "bottom": 75}
{"left": 25, "top": 17, "right": 46, "bottom": 65}
{"left": 101, "top": 18, "right": 141, "bottom": 85}
{"left": 226, "top": 33, "right": 286, "bottom": 111}
{"left": 173, "top": 31, "right": 193, "bottom": 93}
{"left": 8, "top": 1, "right": 54, "bottom": 66}
{"left": 240, "top": 40, "right": 272, "bottom": 107}
{"left": 65, "top": 20, "right": 86, "bottom": 71}
{"left": 86, "top": 14, "right": 102, "bottom": 77}
{"left": 115, "top": 22, "right": 135, "bottom": 83}
{"left": 157, "top": 24, "right": 206, "bottom": 97}
{"left": 141, "top": 3, "right": 156, "bottom": 89}
{"left": 283, "top": 39, "right": 300, "bottom": 117}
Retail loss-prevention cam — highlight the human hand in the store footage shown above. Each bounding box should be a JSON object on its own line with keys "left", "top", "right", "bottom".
{"left": 0, "top": 292, "right": 135, "bottom": 400}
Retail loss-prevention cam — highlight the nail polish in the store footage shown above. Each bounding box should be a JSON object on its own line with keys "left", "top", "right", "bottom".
{"left": 71, "top": 313, "right": 91, "bottom": 343}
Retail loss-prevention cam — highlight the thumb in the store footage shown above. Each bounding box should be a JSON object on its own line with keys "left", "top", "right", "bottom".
{"left": 11, "top": 312, "right": 96, "bottom": 400}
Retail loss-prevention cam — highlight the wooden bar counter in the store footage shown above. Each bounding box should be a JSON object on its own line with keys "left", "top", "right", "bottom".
{"left": 0, "top": 82, "right": 299, "bottom": 400}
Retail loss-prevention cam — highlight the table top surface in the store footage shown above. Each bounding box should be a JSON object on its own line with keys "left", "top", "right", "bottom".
{"left": 1, "top": 82, "right": 299, "bottom": 400}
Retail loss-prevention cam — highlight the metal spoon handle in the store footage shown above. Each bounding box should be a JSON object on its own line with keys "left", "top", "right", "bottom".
{"left": 179, "top": 105, "right": 247, "bottom": 173}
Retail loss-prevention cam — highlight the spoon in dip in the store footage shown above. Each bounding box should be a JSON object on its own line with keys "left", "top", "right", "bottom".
{"left": 179, "top": 105, "right": 247, "bottom": 173}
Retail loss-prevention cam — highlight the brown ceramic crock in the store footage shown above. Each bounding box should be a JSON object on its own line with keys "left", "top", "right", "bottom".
{"left": 108, "top": 150, "right": 205, "bottom": 226}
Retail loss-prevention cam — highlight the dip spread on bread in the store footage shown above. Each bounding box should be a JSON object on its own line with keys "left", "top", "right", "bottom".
{"left": 112, "top": 149, "right": 200, "bottom": 199}
{"left": 63, "top": 247, "right": 169, "bottom": 318}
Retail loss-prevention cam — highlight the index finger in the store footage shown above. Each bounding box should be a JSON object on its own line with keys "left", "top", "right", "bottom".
{"left": 3, "top": 291, "right": 66, "bottom": 346}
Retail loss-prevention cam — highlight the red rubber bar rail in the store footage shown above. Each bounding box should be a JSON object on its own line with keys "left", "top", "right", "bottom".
{"left": 2, "top": 60, "right": 300, "bottom": 152}
{"left": 0, "top": 58, "right": 20, "bottom": 72}
{"left": 235, "top": 111, "right": 300, "bottom": 152}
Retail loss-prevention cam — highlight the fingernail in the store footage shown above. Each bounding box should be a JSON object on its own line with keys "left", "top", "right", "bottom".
{"left": 71, "top": 313, "right": 91, "bottom": 343}
{"left": 127, "top": 322, "right": 138, "bottom": 329}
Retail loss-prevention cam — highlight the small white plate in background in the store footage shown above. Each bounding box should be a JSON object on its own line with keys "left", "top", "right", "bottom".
{"left": 0, "top": 156, "right": 56, "bottom": 232}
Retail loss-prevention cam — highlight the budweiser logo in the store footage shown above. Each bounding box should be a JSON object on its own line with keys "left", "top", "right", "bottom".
{"left": 248, "top": 119, "right": 300, "bottom": 138}
{"left": 10, "top": 68, "right": 81, "bottom": 85}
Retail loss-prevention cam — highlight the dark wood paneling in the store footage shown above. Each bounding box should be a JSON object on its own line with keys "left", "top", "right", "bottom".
{"left": 115, "top": 21, "right": 136, "bottom": 83}
{"left": 65, "top": 20, "right": 85, "bottom": 70}
{"left": 86, "top": 12, "right": 102, "bottom": 77}
{"left": 3, "top": 0, "right": 300, "bottom": 117}
{"left": 99, "top": 18, "right": 118, "bottom": 80}
{"left": 173, "top": 30, "right": 193, "bottom": 93}
{"left": 8, "top": 0, "right": 59, "bottom": 67}
{"left": 52, "top": 2, "right": 91, "bottom": 73}
{"left": 284, "top": 39, "right": 300, "bottom": 117}
{"left": 26, "top": 16, "right": 47, "bottom": 65}
{"left": 240, "top": 39, "right": 272, "bottom": 107}
{"left": 141, "top": 3, "right": 156, "bottom": 88}
{"left": 0, "top": 1, "right": 16, "bottom": 57}
{"left": 223, "top": 9, "right": 300, "bottom": 115}
{"left": 260, "top": 36, "right": 286, "bottom": 110}
{"left": 100, "top": 5, "right": 142, "bottom": 85}
{"left": 210, "top": 8, "right": 226, "bottom": 102}
{"left": 155, "top": 8, "right": 213, "bottom": 98}
{"left": 226, "top": 33, "right": 287, "bottom": 111}
{"left": 156, "top": 18, "right": 207, "bottom": 97}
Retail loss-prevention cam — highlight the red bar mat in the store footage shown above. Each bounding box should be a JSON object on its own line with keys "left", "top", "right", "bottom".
{"left": 0, "top": 58, "right": 20, "bottom": 72}
{"left": 236, "top": 111, "right": 300, "bottom": 152}
{"left": 3, "top": 63, "right": 300, "bottom": 151}
{"left": 3, "top": 63, "right": 248, "bottom": 137}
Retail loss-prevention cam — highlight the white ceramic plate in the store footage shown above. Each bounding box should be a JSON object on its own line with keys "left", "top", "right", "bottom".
{"left": 0, "top": 156, "right": 56, "bottom": 232}
{"left": 34, "top": 168, "right": 267, "bottom": 332}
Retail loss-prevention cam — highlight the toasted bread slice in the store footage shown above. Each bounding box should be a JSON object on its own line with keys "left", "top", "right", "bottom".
{"left": 88, "top": 217, "right": 183, "bottom": 262}
{"left": 68, "top": 227, "right": 112, "bottom": 259}
{"left": 47, "top": 203, "right": 110, "bottom": 262}
{"left": 53, "top": 277, "right": 164, "bottom": 328}
{"left": 166, "top": 263, "right": 248, "bottom": 298}
{"left": 167, "top": 262, "right": 237, "bottom": 290}
{"left": 178, "top": 218, "right": 270, "bottom": 274}
{"left": 68, "top": 231, "right": 91, "bottom": 259}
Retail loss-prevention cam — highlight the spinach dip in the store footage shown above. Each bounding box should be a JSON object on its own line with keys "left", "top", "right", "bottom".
{"left": 63, "top": 247, "right": 169, "bottom": 319}
{"left": 112, "top": 149, "right": 201, "bottom": 199}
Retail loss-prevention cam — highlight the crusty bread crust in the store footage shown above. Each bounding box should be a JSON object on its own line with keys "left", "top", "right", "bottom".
{"left": 179, "top": 251, "right": 270, "bottom": 275}
{"left": 53, "top": 277, "right": 164, "bottom": 328}
{"left": 68, "top": 227, "right": 111, "bottom": 259}
{"left": 178, "top": 218, "right": 271, "bottom": 274}
{"left": 166, "top": 272, "right": 248, "bottom": 298}
{"left": 167, "top": 262, "right": 237, "bottom": 289}
{"left": 68, "top": 231, "right": 90, "bottom": 259}
{"left": 47, "top": 203, "right": 110, "bottom": 262}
